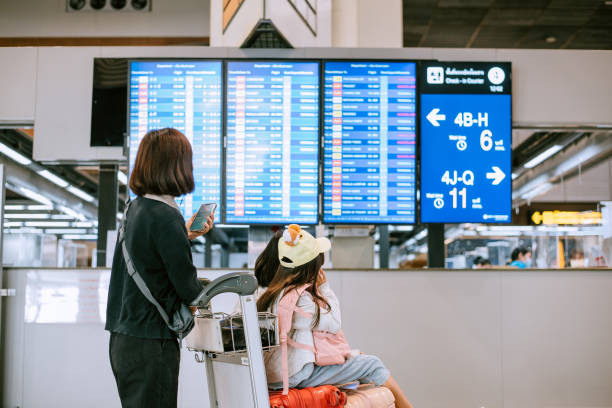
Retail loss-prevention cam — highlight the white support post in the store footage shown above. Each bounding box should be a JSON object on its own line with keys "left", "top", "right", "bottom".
{"left": 239, "top": 294, "right": 269, "bottom": 407}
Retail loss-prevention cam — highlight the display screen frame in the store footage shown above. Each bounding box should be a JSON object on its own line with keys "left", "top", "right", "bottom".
{"left": 126, "top": 58, "right": 225, "bottom": 220}
{"left": 124, "top": 57, "right": 512, "bottom": 227}
{"left": 418, "top": 60, "right": 513, "bottom": 224}
{"left": 321, "top": 59, "right": 419, "bottom": 225}
{"left": 222, "top": 58, "right": 322, "bottom": 226}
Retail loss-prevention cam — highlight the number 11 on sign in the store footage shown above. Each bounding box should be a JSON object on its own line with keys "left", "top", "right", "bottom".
{"left": 449, "top": 187, "right": 467, "bottom": 208}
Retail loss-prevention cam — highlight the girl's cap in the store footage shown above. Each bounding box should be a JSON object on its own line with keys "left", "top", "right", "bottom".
{"left": 278, "top": 224, "right": 331, "bottom": 268}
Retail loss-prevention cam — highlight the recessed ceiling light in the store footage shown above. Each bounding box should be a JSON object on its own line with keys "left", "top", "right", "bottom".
{"left": 545, "top": 36, "right": 557, "bottom": 44}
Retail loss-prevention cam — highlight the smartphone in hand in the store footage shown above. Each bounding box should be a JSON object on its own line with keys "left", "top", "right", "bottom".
{"left": 190, "top": 203, "right": 217, "bottom": 232}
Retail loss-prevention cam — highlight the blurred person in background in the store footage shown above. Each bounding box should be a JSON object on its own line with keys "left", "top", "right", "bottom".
{"left": 569, "top": 249, "right": 585, "bottom": 268}
{"left": 510, "top": 247, "right": 532, "bottom": 268}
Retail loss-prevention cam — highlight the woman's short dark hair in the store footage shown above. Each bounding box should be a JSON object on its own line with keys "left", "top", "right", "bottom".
{"left": 129, "top": 128, "right": 195, "bottom": 197}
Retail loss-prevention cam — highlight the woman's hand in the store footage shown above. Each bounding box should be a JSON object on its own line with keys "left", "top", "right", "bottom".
{"left": 186, "top": 213, "right": 214, "bottom": 241}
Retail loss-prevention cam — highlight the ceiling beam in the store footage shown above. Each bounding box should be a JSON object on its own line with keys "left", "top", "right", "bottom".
{"left": 1, "top": 158, "right": 97, "bottom": 220}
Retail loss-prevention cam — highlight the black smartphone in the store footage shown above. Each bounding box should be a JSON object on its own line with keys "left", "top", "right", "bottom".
{"left": 190, "top": 203, "right": 217, "bottom": 232}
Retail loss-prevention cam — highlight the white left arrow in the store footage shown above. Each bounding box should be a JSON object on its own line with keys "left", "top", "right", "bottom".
{"left": 486, "top": 166, "right": 506, "bottom": 185}
{"left": 426, "top": 108, "right": 446, "bottom": 127}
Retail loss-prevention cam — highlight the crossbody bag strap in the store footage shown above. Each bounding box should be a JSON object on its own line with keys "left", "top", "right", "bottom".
{"left": 118, "top": 199, "right": 172, "bottom": 326}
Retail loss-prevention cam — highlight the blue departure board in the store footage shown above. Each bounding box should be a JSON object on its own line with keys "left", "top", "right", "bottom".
{"left": 128, "top": 61, "right": 222, "bottom": 219}
{"left": 225, "top": 61, "right": 319, "bottom": 225}
{"left": 322, "top": 61, "right": 417, "bottom": 224}
{"left": 420, "top": 62, "right": 511, "bottom": 223}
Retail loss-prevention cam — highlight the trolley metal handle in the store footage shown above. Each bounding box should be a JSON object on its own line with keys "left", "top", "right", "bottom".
{"left": 191, "top": 272, "right": 258, "bottom": 308}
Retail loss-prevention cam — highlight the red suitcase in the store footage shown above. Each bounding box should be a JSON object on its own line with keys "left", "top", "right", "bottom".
{"left": 269, "top": 385, "right": 347, "bottom": 408}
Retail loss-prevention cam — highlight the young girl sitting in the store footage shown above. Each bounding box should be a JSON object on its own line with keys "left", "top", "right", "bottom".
{"left": 257, "top": 225, "right": 414, "bottom": 408}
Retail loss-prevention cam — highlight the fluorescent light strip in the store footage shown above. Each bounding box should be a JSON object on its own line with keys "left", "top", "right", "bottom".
{"left": 0, "top": 142, "right": 32, "bottom": 165}
{"left": 19, "top": 187, "right": 53, "bottom": 206}
{"left": 488, "top": 226, "right": 534, "bottom": 232}
{"left": 523, "top": 145, "right": 563, "bottom": 169}
{"left": 50, "top": 214, "right": 74, "bottom": 220}
{"left": 5, "top": 213, "right": 49, "bottom": 219}
{"left": 37, "top": 170, "right": 70, "bottom": 188}
{"left": 25, "top": 221, "right": 70, "bottom": 227}
{"left": 45, "top": 228, "right": 88, "bottom": 235}
{"left": 28, "top": 204, "right": 53, "bottom": 211}
{"left": 60, "top": 205, "right": 86, "bottom": 221}
{"left": 5, "top": 228, "right": 43, "bottom": 234}
{"left": 74, "top": 221, "right": 94, "bottom": 228}
{"left": 4, "top": 205, "right": 25, "bottom": 210}
{"left": 117, "top": 171, "right": 128, "bottom": 185}
{"left": 415, "top": 230, "right": 428, "bottom": 240}
{"left": 66, "top": 186, "right": 95, "bottom": 202}
{"left": 4, "top": 222, "right": 23, "bottom": 227}
{"left": 62, "top": 234, "right": 98, "bottom": 240}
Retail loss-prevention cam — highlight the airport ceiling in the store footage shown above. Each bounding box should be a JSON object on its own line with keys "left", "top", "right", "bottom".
{"left": 403, "top": 0, "right": 612, "bottom": 49}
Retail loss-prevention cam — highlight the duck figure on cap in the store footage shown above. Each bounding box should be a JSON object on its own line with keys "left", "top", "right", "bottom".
{"left": 278, "top": 224, "right": 331, "bottom": 268}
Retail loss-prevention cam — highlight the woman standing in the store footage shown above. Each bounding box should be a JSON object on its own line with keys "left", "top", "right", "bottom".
{"left": 105, "top": 128, "right": 214, "bottom": 407}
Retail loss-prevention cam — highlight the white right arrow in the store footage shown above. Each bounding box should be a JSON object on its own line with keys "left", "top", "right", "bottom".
{"left": 486, "top": 166, "right": 506, "bottom": 185}
{"left": 426, "top": 108, "right": 446, "bottom": 127}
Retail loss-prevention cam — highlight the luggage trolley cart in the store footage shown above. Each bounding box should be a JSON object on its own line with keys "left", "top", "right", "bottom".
{"left": 188, "top": 272, "right": 278, "bottom": 408}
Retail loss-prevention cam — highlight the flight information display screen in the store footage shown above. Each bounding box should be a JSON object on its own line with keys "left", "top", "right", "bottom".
{"left": 420, "top": 61, "right": 511, "bottom": 223}
{"left": 322, "top": 61, "right": 417, "bottom": 224}
{"left": 225, "top": 61, "right": 320, "bottom": 225}
{"left": 128, "top": 60, "right": 222, "bottom": 219}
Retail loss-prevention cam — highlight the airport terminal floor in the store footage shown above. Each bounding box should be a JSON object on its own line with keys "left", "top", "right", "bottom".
{"left": 1, "top": 1, "right": 612, "bottom": 407}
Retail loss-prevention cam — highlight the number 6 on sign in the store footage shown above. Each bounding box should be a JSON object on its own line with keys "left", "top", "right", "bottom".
{"left": 480, "top": 129, "right": 493, "bottom": 151}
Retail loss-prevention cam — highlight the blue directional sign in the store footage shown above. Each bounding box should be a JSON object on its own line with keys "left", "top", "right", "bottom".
{"left": 420, "top": 62, "right": 511, "bottom": 223}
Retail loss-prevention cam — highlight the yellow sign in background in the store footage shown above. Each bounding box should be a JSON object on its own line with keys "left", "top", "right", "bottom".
{"left": 531, "top": 210, "right": 602, "bottom": 225}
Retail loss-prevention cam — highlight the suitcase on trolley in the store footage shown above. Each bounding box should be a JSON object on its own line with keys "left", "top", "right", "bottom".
{"left": 186, "top": 273, "right": 275, "bottom": 408}
{"left": 345, "top": 385, "right": 395, "bottom": 408}
{"left": 269, "top": 385, "right": 347, "bottom": 408}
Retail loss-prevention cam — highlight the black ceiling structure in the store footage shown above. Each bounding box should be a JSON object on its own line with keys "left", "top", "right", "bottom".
{"left": 403, "top": 0, "right": 612, "bottom": 49}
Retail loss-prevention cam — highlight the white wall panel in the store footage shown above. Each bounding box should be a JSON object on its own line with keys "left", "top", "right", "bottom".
{"left": 497, "top": 49, "right": 612, "bottom": 127}
{"left": 356, "top": 0, "right": 403, "bottom": 48}
{"left": 0, "top": 47, "right": 37, "bottom": 124}
{"left": 4, "top": 268, "right": 612, "bottom": 408}
{"left": 501, "top": 271, "right": 612, "bottom": 408}
{"left": 337, "top": 270, "right": 503, "bottom": 408}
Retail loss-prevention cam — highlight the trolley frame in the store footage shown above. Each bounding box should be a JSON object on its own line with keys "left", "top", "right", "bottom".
{"left": 191, "top": 273, "right": 270, "bottom": 408}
